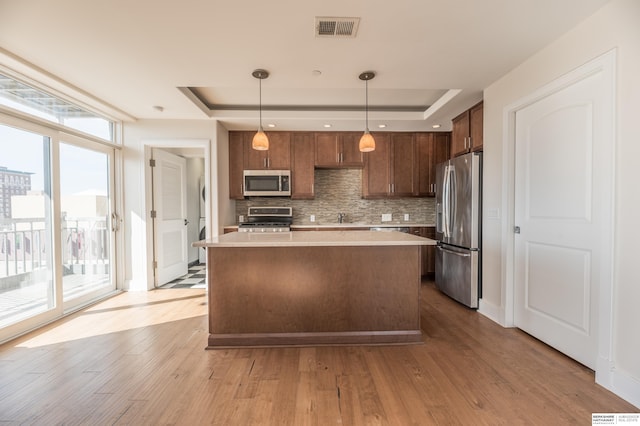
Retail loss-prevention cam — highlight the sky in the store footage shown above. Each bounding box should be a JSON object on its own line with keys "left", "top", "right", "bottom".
{"left": 1, "top": 124, "right": 108, "bottom": 196}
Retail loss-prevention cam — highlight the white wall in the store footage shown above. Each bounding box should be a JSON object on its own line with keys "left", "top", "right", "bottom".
{"left": 186, "top": 157, "right": 204, "bottom": 263}
{"left": 215, "top": 121, "right": 235, "bottom": 235}
{"left": 121, "top": 119, "right": 232, "bottom": 290}
{"left": 482, "top": 0, "right": 640, "bottom": 406}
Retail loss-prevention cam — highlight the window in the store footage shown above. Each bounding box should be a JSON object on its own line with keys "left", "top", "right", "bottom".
{"left": 0, "top": 73, "right": 115, "bottom": 142}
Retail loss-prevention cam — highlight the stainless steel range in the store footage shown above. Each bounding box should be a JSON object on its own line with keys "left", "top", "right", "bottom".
{"left": 238, "top": 206, "right": 293, "bottom": 233}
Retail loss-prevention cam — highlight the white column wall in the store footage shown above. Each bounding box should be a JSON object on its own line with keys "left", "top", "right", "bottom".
{"left": 482, "top": 0, "right": 640, "bottom": 406}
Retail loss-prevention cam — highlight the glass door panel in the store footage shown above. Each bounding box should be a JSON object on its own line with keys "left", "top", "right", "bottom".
{"left": 0, "top": 124, "right": 54, "bottom": 328}
{"left": 59, "top": 142, "right": 114, "bottom": 304}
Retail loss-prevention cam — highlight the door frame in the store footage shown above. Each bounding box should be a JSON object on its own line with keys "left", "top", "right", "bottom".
{"left": 500, "top": 50, "right": 616, "bottom": 382}
{"left": 143, "top": 139, "right": 210, "bottom": 290}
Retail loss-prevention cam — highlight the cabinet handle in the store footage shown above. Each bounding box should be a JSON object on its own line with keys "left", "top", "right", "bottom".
{"left": 340, "top": 152, "right": 343, "bottom": 163}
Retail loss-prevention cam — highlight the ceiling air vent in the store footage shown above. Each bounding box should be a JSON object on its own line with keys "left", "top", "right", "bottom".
{"left": 315, "top": 17, "right": 360, "bottom": 38}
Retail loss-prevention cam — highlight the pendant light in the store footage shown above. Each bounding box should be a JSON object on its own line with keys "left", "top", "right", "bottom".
{"left": 358, "top": 71, "right": 376, "bottom": 152}
{"left": 252, "top": 69, "right": 269, "bottom": 151}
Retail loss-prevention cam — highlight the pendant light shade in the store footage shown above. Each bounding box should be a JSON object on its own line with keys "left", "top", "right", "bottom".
{"left": 359, "top": 130, "right": 375, "bottom": 152}
{"left": 252, "top": 129, "right": 269, "bottom": 150}
{"left": 358, "top": 71, "right": 376, "bottom": 152}
{"left": 252, "top": 69, "right": 269, "bottom": 151}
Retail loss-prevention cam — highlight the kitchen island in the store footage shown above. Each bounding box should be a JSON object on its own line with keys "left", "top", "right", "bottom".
{"left": 194, "top": 231, "right": 434, "bottom": 348}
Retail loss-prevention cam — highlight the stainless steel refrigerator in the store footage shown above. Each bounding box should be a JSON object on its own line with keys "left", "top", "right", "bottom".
{"left": 435, "top": 151, "right": 482, "bottom": 308}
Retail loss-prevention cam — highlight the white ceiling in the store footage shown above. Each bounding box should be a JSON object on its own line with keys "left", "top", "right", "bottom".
{"left": 0, "top": 0, "right": 610, "bottom": 132}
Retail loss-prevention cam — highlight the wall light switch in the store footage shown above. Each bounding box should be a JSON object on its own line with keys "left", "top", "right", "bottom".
{"left": 239, "top": 215, "right": 245, "bottom": 223}
{"left": 382, "top": 213, "right": 392, "bottom": 222}
{"left": 310, "top": 214, "right": 316, "bottom": 222}
{"left": 404, "top": 214, "right": 410, "bottom": 221}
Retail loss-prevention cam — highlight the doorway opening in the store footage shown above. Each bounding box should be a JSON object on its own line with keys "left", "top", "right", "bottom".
{"left": 144, "top": 141, "right": 209, "bottom": 289}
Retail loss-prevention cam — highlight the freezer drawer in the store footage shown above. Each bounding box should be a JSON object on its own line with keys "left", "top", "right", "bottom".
{"left": 435, "top": 244, "right": 479, "bottom": 308}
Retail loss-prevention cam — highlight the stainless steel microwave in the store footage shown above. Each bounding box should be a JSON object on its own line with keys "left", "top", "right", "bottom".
{"left": 243, "top": 170, "right": 291, "bottom": 196}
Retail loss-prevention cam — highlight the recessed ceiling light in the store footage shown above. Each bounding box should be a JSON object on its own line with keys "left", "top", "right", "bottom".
{"left": 432, "top": 124, "right": 441, "bottom": 129}
{"left": 378, "top": 124, "right": 387, "bottom": 129}
{"left": 152, "top": 105, "right": 164, "bottom": 112}
{"left": 312, "top": 70, "right": 322, "bottom": 76}
{"left": 267, "top": 124, "right": 276, "bottom": 128}
{"left": 323, "top": 124, "right": 332, "bottom": 128}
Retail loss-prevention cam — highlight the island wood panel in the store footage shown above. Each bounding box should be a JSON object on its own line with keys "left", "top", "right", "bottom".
{"left": 207, "top": 245, "right": 422, "bottom": 347}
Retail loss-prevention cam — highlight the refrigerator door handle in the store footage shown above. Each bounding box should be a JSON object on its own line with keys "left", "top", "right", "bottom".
{"left": 438, "top": 245, "right": 471, "bottom": 257}
{"left": 450, "top": 167, "right": 456, "bottom": 237}
{"left": 443, "top": 165, "right": 451, "bottom": 238}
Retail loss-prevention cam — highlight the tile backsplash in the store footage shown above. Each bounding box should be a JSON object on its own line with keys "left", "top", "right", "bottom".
{"left": 235, "top": 168, "right": 435, "bottom": 225}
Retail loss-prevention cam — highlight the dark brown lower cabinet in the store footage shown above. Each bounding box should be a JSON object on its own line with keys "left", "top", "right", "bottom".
{"left": 410, "top": 226, "right": 436, "bottom": 276}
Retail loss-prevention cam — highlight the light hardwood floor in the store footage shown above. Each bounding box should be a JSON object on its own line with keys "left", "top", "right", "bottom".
{"left": 0, "top": 280, "right": 635, "bottom": 425}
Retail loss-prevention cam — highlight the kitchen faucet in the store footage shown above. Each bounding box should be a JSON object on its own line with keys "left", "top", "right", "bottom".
{"left": 338, "top": 212, "right": 345, "bottom": 224}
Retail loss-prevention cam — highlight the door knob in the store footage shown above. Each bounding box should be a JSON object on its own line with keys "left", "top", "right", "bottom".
{"left": 184, "top": 219, "right": 190, "bottom": 226}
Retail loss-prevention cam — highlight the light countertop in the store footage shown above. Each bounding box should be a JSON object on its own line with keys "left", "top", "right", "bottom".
{"left": 223, "top": 223, "right": 435, "bottom": 230}
{"left": 292, "top": 223, "right": 435, "bottom": 229}
{"left": 194, "top": 230, "right": 436, "bottom": 248}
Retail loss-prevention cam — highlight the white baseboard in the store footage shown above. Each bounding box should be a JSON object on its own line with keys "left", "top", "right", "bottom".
{"left": 124, "top": 279, "right": 152, "bottom": 291}
{"left": 596, "top": 362, "right": 640, "bottom": 409}
{"left": 478, "top": 298, "right": 507, "bottom": 327}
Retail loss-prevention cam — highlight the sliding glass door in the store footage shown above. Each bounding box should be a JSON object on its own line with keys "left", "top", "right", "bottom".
{"left": 0, "top": 124, "right": 54, "bottom": 329}
{"left": 59, "top": 140, "right": 115, "bottom": 309}
{"left": 0, "top": 122, "right": 118, "bottom": 341}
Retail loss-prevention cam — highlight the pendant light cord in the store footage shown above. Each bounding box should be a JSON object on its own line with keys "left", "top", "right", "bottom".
{"left": 259, "top": 77, "right": 263, "bottom": 130}
{"left": 365, "top": 79, "right": 369, "bottom": 131}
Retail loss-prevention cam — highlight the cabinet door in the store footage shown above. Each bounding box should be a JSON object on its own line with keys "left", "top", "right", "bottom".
{"left": 422, "top": 227, "right": 436, "bottom": 275}
{"left": 416, "top": 133, "right": 433, "bottom": 196}
{"left": 417, "top": 132, "right": 450, "bottom": 197}
{"left": 243, "top": 131, "right": 268, "bottom": 169}
{"left": 469, "top": 101, "right": 483, "bottom": 152}
{"left": 266, "top": 132, "right": 291, "bottom": 169}
{"left": 244, "top": 131, "right": 290, "bottom": 169}
{"left": 430, "top": 133, "right": 450, "bottom": 194}
{"left": 315, "top": 133, "right": 340, "bottom": 167}
{"left": 229, "top": 132, "right": 245, "bottom": 199}
{"left": 390, "top": 133, "right": 416, "bottom": 196}
{"left": 451, "top": 110, "right": 470, "bottom": 158}
{"left": 362, "top": 133, "right": 391, "bottom": 198}
{"left": 291, "top": 132, "right": 315, "bottom": 199}
{"left": 340, "top": 132, "right": 364, "bottom": 167}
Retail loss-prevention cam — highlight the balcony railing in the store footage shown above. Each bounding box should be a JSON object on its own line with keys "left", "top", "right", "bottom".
{"left": 0, "top": 216, "right": 110, "bottom": 328}
{"left": 0, "top": 216, "right": 109, "bottom": 280}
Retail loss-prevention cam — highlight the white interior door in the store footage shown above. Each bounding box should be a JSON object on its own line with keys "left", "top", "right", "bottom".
{"left": 152, "top": 149, "right": 188, "bottom": 285}
{"left": 514, "top": 65, "right": 613, "bottom": 369}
